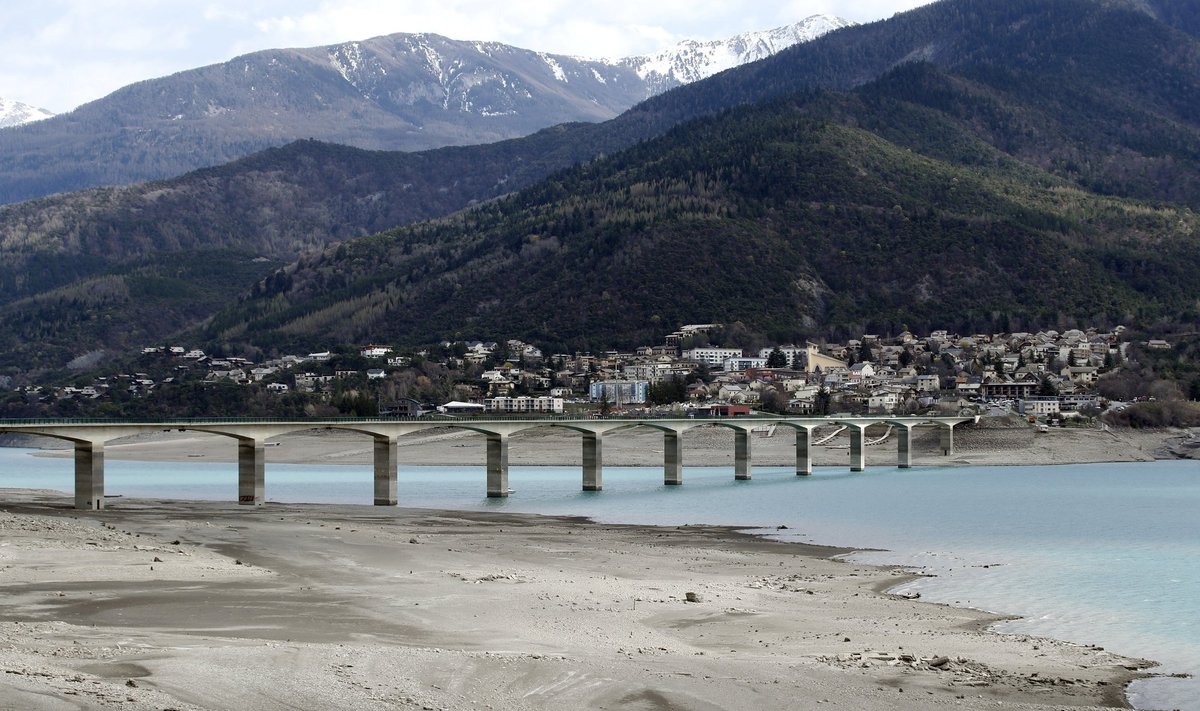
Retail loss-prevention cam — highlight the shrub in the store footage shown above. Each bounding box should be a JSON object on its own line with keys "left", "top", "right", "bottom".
{"left": 1105, "top": 401, "right": 1200, "bottom": 428}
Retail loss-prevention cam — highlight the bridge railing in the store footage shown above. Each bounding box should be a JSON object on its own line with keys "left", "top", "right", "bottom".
{"left": 0, "top": 413, "right": 963, "bottom": 427}
{"left": 0, "top": 414, "right": 780, "bottom": 426}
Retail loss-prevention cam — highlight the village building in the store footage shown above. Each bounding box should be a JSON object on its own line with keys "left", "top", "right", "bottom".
{"left": 589, "top": 380, "right": 649, "bottom": 404}
{"left": 484, "top": 396, "right": 565, "bottom": 414}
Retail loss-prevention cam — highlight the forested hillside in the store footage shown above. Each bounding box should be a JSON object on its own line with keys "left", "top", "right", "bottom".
{"left": 0, "top": 125, "right": 611, "bottom": 305}
{"left": 0, "top": 250, "right": 282, "bottom": 377}
{"left": 206, "top": 79, "right": 1200, "bottom": 353}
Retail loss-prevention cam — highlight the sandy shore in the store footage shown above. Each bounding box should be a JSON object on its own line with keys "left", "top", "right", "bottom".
{"left": 0, "top": 489, "right": 1150, "bottom": 710}
{"left": 20, "top": 418, "right": 1195, "bottom": 469}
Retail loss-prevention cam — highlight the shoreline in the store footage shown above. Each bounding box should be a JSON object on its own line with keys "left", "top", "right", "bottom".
{"left": 0, "top": 486, "right": 1155, "bottom": 710}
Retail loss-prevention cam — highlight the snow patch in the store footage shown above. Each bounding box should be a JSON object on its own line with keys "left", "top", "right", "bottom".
{"left": 539, "top": 53, "right": 568, "bottom": 82}
{"left": 0, "top": 97, "right": 55, "bottom": 128}
{"left": 329, "top": 43, "right": 361, "bottom": 83}
{"left": 621, "top": 15, "right": 853, "bottom": 90}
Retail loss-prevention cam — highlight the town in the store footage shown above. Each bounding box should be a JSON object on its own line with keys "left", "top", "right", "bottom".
{"left": 7, "top": 323, "right": 1184, "bottom": 425}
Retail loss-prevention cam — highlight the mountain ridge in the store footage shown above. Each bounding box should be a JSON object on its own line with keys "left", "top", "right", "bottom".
{"left": 615, "top": 15, "right": 853, "bottom": 94}
{"left": 0, "top": 16, "right": 847, "bottom": 205}
{"left": 0, "top": 97, "right": 53, "bottom": 128}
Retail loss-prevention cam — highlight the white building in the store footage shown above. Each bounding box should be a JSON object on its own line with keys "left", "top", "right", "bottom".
{"left": 847, "top": 362, "right": 875, "bottom": 384}
{"left": 757, "top": 345, "right": 807, "bottom": 364}
{"left": 684, "top": 347, "right": 743, "bottom": 367}
{"left": 723, "top": 357, "right": 769, "bottom": 371}
{"left": 868, "top": 390, "right": 900, "bottom": 413}
{"left": 439, "top": 401, "right": 486, "bottom": 415}
{"left": 623, "top": 361, "right": 674, "bottom": 383}
{"left": 916, "top": 374, "right": 945, "bottom": 391}
{"left": 250, "top": 366, "right": 277, "bottom": 382}
{"left": 484, "top": 396, "right": 565, "bottom": 414}
{"left": 1019, "top": 396, "right": 1061, "bottom": 417}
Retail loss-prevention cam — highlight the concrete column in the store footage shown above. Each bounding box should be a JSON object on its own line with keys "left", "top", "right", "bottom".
{"left": 486, "top": 433, "right": 509, "bottom": 498}
{"left": 74, "top": 440, "right": 105, "bottom": 510}
{"left": 849, "top": 425, "right": 866, "bottom": 472}
{"left": 238, "top": 438, "right": 265, "bottom": 505}
{"left": 734, "top": 429, "right": 752, "bottom": 480}
{"left": 940, "top": 425, "right": 955, "bottom": 456}
{"left": 795, "top": 427, "right": 812, "bottom": 476}
{"left": 373, "top": 435, "right": 398, "bottom": 506}
{"left": 664, "top": 431, "right": 683, "bottom": 486}
{"left": 896, "top": 425, "right": 914, "bottom": 469}
{"left": 582, "top": 432, "right": 603, "bottom": 491}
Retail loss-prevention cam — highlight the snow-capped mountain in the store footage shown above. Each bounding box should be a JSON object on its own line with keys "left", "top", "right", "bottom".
{"left": 619, "top": 15, "right": 855, "bottom": 95}
{"left": 0, "top": 16, "right": 849, "bottom": 204}
{"left": 0, "top": 97, "right": 54, "bottom": 128}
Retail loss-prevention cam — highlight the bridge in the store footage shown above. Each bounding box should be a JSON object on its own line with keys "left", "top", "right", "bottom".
{"left": 0, "top": 415, "right": 975, "bottom": 510}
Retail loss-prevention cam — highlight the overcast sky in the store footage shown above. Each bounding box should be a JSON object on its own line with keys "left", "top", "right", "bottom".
{"left": 3, "top": 1, "right": 937, "bottom": 114}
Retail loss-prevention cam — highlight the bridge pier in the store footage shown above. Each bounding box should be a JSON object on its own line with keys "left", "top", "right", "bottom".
{"left": 373, "top": 435, "right": 398, "bottom": 506}
{"left": 848, "top": 425, "right": 866, "bottom": 472}
{"left": 486, "top": 433, "right": 509, "bottom": 497}
{"left": 582, "top": 432, "right": 602, "bottom": 491}
{"left": 74, "top": 441, "right": 105, "bottom": 510}
{"left": 664, "top": 431, "right": 683, "bottom": 485}
{"left": 896, "top": 424, "right": 914, "bottom": 469}
{"left": 734, "top": 430, "right": 752, "bottom": 480}
{"left": 940, "top": 424, "right": 955, "bottom": 456}
{"left": 795, "top": 427, "right": 812, "bottom": 476}
{"left": 238, "top": 438, "right": 265, "bottom": 505}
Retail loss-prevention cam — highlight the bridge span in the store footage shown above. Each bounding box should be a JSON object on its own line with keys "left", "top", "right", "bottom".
{"left": 0, "top": 415, "right": 975, "bottom": 510}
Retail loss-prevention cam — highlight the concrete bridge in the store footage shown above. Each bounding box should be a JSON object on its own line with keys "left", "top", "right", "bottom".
{"left": 0, "top": 415, "right": 975, "bottom": 510}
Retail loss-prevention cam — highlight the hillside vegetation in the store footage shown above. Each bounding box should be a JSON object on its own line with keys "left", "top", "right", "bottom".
{"left": 0, "top": 126, "right": 613, "bottom": 306}
{"left": 206, "top": 79, "right": 1200, "bottom": 352}
{"left": 0, "top": 251, "right": 282, "bottom": 379}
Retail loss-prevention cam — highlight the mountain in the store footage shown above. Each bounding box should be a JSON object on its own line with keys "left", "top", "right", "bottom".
{"left": 619, "top": 16, "right": 853, "bottom": 95}
{"left": 0, "top": 97, "right": 53, "bottom": 128}
{"left": 617, "top": 0, "right": 1200, "bottom": 208}
{"left": 199, "top": 0, "right": 1200, "bottom": 353}
{"left": 203, "top": 78, "right": 1200, "bottom": 354}
{"left": 0, "top": 17, "right": 847, "bottom": 205}
{"left": 5, "top": 0, "right": 1200, "bottom": 374}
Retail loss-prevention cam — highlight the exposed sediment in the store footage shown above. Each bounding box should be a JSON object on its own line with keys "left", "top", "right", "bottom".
{"left": 0, "top": 492, "right": 1151, "bottom": 710}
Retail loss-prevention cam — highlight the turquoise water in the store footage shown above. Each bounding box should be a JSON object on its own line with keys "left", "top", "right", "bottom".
{"left": 1, "top": 448, "right": 1197, "bottom": 709}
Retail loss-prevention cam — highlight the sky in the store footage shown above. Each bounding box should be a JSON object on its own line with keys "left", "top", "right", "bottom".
{"left": 2, "top": 1, "right": 937, "bottom": 114}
